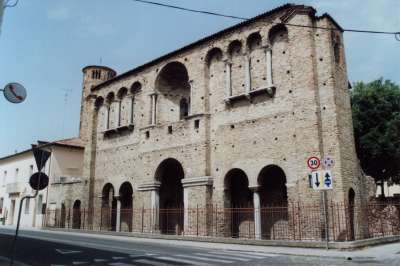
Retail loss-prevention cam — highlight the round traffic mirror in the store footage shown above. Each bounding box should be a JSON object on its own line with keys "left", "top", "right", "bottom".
{"left": 3, "top": 82, "right": 27, "bottom": 103}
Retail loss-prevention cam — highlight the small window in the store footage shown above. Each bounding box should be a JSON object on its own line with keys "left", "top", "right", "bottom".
{"left": 29, "top": 165, "right": 34, "bottom": 176}
{"left": 168, "top": 126, "right": 173, "bottom": 134}
{"left": 180, "top": 98, "right": 189, "bottom": 119}
{"left": 145, "top": 131, "right": 150, "bottom": 139}
{"left": 15, "top": 168, "right": 19, "bottom": 178}
{"left": 194, "top": 119, "right": 200, "bottom": 129}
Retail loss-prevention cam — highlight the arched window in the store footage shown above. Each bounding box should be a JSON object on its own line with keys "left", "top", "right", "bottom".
{"left": 117, "top": 88, "right": 128, "bottom": 127}
{"left": 105, "top": 92, "right": 115, "bottom": 130}
{"left": 227, "top": 40, "right": 244, "bottom": 96}
{"left": 179, "top": 98, "right": 189, "bottom": 119}
{"left": 154, "top": 62, "right": 190, "bottom": 123}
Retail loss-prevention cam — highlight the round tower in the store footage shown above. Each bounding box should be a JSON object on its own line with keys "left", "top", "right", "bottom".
{"left": 79, "top": 65, "right": 117, "bottom": 142}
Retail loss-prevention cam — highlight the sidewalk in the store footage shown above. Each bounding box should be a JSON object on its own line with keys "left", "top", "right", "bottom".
{"left": 1, "top": 225, "right": 400, "bottom": 260}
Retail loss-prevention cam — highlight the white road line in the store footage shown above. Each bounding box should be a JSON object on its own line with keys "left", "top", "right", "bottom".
{"left": 108, "top": 263, "right": 135, "bottom": 266}
{"left": 72, "top": 262, "right": 88, "bottom": 265}
{"left": 94, "top": 259, "right": 108, "bottom": 262}
{"left": 232, "top": 251, "right": 279, "bottom": 257}
{"left": 134, "top": 259, "right": 168, "bottom": 266}
{"left": 176, "top": 254, "right": 234, "bottom": 263}
{"left": 157, "top": 256, "right": 211, "bottom": 266}
{"left": 198, "top": 253, "right": 251, "bottom": 261}
{"left": 112, "top": 256, "right": 125, "bottom": 260}
{"left": 208, "top": 251, "right": 265, "bottom": 259}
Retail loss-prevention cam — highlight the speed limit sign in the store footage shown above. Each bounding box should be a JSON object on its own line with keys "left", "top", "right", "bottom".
{"left": 307, "top": 156, "right": 320, "bottom": 170}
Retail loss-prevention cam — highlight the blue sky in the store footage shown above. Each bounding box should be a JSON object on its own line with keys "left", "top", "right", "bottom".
{"left": 0, "top": 0, "right": 399, "bottom": 157}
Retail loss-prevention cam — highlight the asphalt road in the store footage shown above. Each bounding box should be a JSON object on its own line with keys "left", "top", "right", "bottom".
{"left": 0, "top": 228, "right": 397, "bottom": 266}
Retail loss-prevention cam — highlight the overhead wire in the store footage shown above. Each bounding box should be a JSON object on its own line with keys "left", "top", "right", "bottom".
{"left": 129, "top": 0, "right": 400, "bottom": 41}
{"left": 4, "top": 0, "right": 19, "bottom": 8}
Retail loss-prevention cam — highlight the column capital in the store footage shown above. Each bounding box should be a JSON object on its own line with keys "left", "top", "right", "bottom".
{"left": 262, "top": 45, "right": 272, "bottom": 52}
{"left": 249, "top": 186, "right": 260, "bottom": 192}
{"left": 181, "top": 176, "right": 213, "bottom": 188}
{"left": 149, "top": 92, "right": 158, "bottom": 97}
{"left": 223, "top": 58, "right": 232, "bottom": 65}
{"left": 137, "top": 181, "right": 161, "bottom": 191}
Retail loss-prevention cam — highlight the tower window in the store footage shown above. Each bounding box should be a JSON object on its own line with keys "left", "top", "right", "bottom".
{"left": 179, "top": 98, "right": 189, "bottom": 119}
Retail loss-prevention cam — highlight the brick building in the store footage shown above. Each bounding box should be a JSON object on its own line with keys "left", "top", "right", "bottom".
{"left": 62, "top": 4, "right": 375, "bottom": 240}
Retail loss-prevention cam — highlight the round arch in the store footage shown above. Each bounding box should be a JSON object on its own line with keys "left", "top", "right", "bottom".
{"left": 257, "top": 164, "right": 288, "bottom": 239}
{"left": 247, "top": 32, "right": 262, "bottom": 51}
{"left": 119, "top": 182, "right": 134, "bottom": 232}
{"left": 155, "top": 158, "right": 185, "bottom": 234}
{"left": 348, "top": 188, "right": 356, "bottom": 240}
{"left": 154, "top": 62, "right": 190, "bottom": 122}
{"left": 224, "top": 168, "right": 253, "bottom": 238}
{"left": 205, "top": 47, "right": 223, "bottom": 66}
{"left": 101, "top": 183, "right": 117, "bottom": 231}
{"left": 72, "top": 200, "right": 81, "bottom": 229}
{"left": 268, "top": 24, "right": 288, "bottom": 44}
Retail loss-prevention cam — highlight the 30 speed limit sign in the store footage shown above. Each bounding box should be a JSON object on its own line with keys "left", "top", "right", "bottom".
{"left": 307, "top": 156, "right": 320, "bottom": 170}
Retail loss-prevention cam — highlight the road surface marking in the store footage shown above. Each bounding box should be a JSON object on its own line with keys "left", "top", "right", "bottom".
{"left": 94, "top": 259, "right": 108, "bottom": 262}
{"left": 231, "top": 251, "right": 279, "bottom": 257}
{"left": 209, "top": 251, "right": 265, "bottom": 259}
{"left": 112, "top": 256, "right": 125, "bottom": 260}
{"left": 108, "top": 263, "right": 135, "bottom": 266}
{"left": 55, "top": 248, "right": 82, "bottom": 255}
{"left": 177, "top": 254, "right": 234, "bottom": 263}
{"left": 198, "top": 253, "right": 250, "bottom": 261}
{"left": 134, "top": 259, "right": 169, "bottom": 266}
{"left": 72, "top": 262, "right": 88, "bottom": 265}
{"left": 157, "top": 256, "right": 210, "bottom": 266}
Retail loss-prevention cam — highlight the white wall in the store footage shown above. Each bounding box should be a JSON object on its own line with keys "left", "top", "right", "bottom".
{"left": 0, "top": 150, "right": 48, "bottom": 228}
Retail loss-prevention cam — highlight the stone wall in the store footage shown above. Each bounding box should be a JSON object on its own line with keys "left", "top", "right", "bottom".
{"left": 73, "top": 4, "right": 373, "bottom": 238}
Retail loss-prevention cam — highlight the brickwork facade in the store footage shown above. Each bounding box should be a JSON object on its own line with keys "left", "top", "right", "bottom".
{"left": 71, "top": 4, "right": 375, "bottom": 240}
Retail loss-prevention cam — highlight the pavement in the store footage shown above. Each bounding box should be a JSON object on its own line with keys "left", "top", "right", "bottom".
{"left": 0, "top": 226, "right": 400, "bottom": 265}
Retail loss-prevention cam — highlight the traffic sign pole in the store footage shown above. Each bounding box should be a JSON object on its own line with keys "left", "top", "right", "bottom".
{"left": 322, "top": 190, "right": 329, "bottom": 250}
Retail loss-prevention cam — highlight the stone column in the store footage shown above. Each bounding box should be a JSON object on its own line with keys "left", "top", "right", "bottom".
{"left": 115, "top": 196, "right": 121, "bottom": 232}
{"left": 245, "top": 55, "right": 251, "bottom": 93}
{"left": 251, "top": 187, "right": 262, "bottom": 240}
{"left": 224, "top": 60, "right": 232, "bottom": 98}
{"left": 105, "top": 105, "right": 110, "bottom": 129}
{"left": 181, "top": 177, "right": 213, "bottom": 236}
{"left": 116, "top": 100, "right": 121, "bottom": 127}
{"left": 130, "top": 96, "right": 134, "bottom": 125}
{"left": 150, "top": 93, "right": 157, "bottom": 125}
{"left": 150, "top": 189, "right": 160, "bottom": 232}
{"left": 265, "top": 48, "right": 273, "bottom": 87}
{"left": 189, "top": 82, "right": 193, "bottom": 115}
{"left": 137, "top": 181, "right": 161, "bottom": 233}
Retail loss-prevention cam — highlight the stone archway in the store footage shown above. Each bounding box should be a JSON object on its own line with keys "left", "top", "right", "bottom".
{"left": 101, "top": 183, "right": 117, "bottom": 231}
{"left": 155, "top": 158, "right": 184, "bottom": 234}
{"left": 72, "top": 200, "right": 81, "bottom": 229}
{"left": 154, "top": 62, "right": 191, "bottom": 123}
{"left": 258, "top": 165, "right": 288, "bottom": 239}
{"left": 60, "top": 203, "right": 66, "bottom": 228}
{"left": 119, "top": 182, "right": 133, "bottom": 232}
{"left": 348, "top": 188, "right": 356, "bottom": 240}
{"left": 224, "top": 168, "right": 253, "bottom": 238}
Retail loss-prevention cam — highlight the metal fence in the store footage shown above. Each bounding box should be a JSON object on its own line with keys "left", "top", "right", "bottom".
{"left": 43, "top": 201, "right": 400, "bottom": 242}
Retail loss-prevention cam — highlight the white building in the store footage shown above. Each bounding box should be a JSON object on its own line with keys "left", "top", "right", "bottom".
{"left": 0, "top": 138, "right": 84, "bottom": 228}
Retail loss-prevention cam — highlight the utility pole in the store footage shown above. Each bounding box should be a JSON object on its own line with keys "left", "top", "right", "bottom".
{"left": 0, "top": 0, "right": 4, "bottom": 35}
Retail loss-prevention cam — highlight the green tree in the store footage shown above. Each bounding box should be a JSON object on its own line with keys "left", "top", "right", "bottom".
{"left": 351, "top": 78, "right": 400, "bottom": 197}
